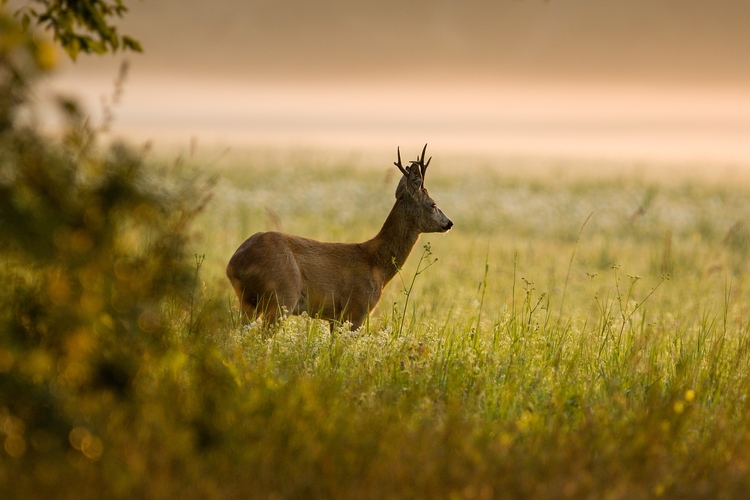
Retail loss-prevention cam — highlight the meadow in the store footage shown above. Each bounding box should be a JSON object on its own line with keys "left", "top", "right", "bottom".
{"left": 6, "top": 133, "right": 750, "bottom": 499}
{"left": 187, "top": 151, "right": 750, "bottom": 498}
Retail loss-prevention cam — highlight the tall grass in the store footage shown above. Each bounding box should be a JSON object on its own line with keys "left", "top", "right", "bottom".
{"left": 6, "top": 136, "right": 750, "bottom": 497}
{"left": 178, "top": 155, "right": 750, "bottom": 498}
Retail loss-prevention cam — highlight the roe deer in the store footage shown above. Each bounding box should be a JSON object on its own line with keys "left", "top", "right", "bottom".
{"left": 226, "top": 145, "right": 453, "bottom": 329}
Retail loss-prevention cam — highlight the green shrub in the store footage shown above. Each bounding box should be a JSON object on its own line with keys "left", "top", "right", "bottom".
{"left": 0, "top": 15, "right": 215, "bottom": 498}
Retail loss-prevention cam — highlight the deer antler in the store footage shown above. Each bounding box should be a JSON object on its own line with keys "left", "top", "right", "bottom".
{"left": 394, "top": 147, "right": 408, "bottom": 176}
{"left": 409, "top": 143, "right": 431, "bottom": 185}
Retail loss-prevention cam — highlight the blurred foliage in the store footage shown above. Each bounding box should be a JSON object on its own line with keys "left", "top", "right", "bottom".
{"left": 0, "top": 13, "right": 217, "bottom": 498}
{"left": 3, "top": 0, "right": 141, "bottom": 60}
{"left": 0, "top": 11, "right": 56, "bottom": 129}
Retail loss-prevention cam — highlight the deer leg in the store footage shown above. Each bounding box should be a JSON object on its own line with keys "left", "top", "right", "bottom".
{"left": 348, "top": 287, "right": 381, "bottom": 331}
{"left": 239, "top": 298, "right": 258, "bottom": 323}
{"left": 342, "top": 302, "right": 371, "bottom": 331}
{"left": 349, "top": 317, "right": 364, "bottom": 331}
{"left": 229, "top": 278, "right": 260, "bottom": 324}
{"left": 258, "top": 290, "right": 299, "bottom": 324}
{"left": 259, "top": 267, "right": 303, "bottom": 324}
{"left": 233, "top": 284, "right": 298, "bottom": 326}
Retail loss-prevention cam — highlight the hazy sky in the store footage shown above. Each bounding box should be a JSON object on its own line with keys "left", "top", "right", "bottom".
{"left": 64, "top": 0, "right": 750, "bottom": 85}
{"left": 40, "top": 0, "right": 750, "bottom": 163}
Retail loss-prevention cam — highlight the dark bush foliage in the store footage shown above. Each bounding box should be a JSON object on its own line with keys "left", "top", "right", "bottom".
{"left": 0, "top": 15, "right": 217, "bottom": 498}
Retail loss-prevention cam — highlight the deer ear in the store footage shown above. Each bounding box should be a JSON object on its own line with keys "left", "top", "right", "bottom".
{"left": 395, "top": 164, "right": 423, "bottom": 199}
{"left": 410, "top": 171, "right": 423, "bottom": 191}
{"left": 395, "top": 175, "right": 408, "bottom": 199}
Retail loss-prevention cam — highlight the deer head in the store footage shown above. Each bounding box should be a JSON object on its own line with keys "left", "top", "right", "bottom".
{"left": 394, "top": 144, "right": 453, "bottom": 233}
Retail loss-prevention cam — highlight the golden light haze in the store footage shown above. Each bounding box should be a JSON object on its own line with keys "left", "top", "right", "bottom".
{"left": 41, "top": 0, "right": 750, "bottom": 164}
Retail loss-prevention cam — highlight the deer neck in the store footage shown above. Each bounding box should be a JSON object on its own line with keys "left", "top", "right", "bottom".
{"left": 367, "top": 199, "right": 421, "bottom": 284}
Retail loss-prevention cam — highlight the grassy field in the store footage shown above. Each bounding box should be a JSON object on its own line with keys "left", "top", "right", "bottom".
{"left": 6, "top": 141, "right": 750, "bottom": 499}
{"left": 183, "top": 151, "right": 750, "bottom": 498}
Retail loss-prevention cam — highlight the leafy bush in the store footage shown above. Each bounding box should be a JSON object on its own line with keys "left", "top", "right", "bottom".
{"left": 0, "top": 15, "right": 217, "bottom": 498}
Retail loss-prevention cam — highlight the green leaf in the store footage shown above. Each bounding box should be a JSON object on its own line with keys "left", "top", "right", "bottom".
{"left": 64, "top": 38, "right": 81, "bottom": 61}
{"left": 87, "top": 39, "right": 108, "bottom": 55}
{"left": 10, "top": 0, "right": 143, "bottom": 59}
{"left": 122, "top": 36, "right": 142, "bottom": 52}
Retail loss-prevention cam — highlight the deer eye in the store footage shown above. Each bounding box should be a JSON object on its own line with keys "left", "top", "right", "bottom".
{"left": 431, "top": 203, "right": 437, "bottom": 211}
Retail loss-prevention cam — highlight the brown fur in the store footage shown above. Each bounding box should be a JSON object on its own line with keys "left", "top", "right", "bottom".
{"left": 226, "top": 146, "right": 453, "bottom": 329}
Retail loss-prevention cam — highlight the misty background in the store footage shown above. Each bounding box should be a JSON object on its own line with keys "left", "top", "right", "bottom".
{"left": 40, "top": 0, "right": 750, "bottom": 164}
